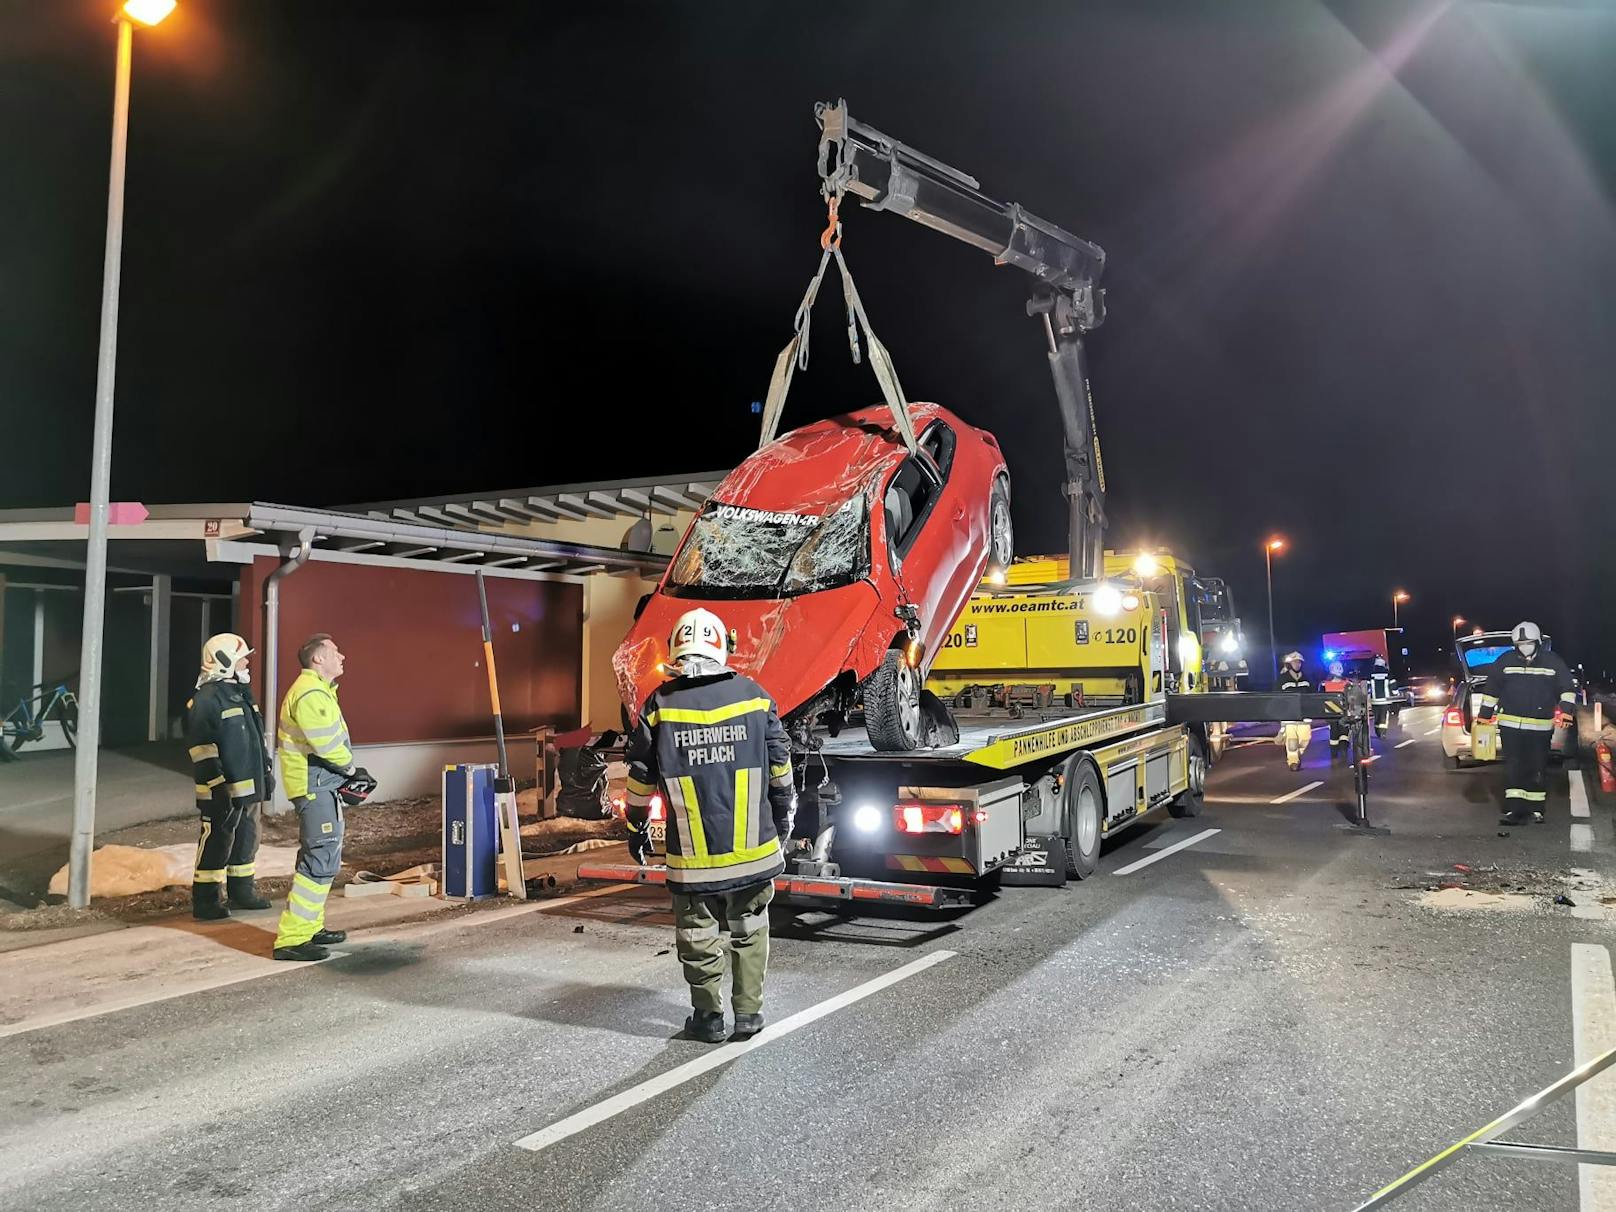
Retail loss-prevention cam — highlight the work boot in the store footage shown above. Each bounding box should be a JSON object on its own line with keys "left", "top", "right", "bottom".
{"left": 1533, "top": 811, "right": 1545, "bottom": 823}
{"left": 191, "top": 883, "right": 231, "bottom": 921}
{"left": 683, "top": 1009, "right": 727, "bottom": 1043}
{"left": 226, "top": 876, "right": 271, "bottom": 911}
{"left": 311, "top": 928, "right": 347, "bottom": 945}
{"left": 1499, "top": 811, "right": 1533, "bottom": 826}
{"left": 273, "top": 942, "right": 330, "bottom": 962}
{"left": 732, "top": 1012, "right": 765, "bottom": 1039}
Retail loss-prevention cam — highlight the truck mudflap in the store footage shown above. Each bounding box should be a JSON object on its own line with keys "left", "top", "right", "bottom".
{"left": 573, "top": 863, "right": 974, "bottom": 909}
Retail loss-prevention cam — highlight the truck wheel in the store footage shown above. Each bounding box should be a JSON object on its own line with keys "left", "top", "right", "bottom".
{"left": 1169, "top": 733, "right": 1207, "bottom": 819}
{"left": 865, "top": 649, "right": 924, "bottom": 753}
{"left": 1062, "top": 758, "right": 1103, "bottom": 879}
{"left": 986, "top": 478, "right": 1014, "bottom": 576}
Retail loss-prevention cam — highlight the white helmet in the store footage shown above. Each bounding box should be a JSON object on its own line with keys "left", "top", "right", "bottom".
{"left": 1283, "top": 651, "right": 1303, "bottom": 667}
{"left": 1513, "top": 621, "right": 1542, "bottom": 653}
{"left": 1329, "top": 660, "right": 1344, "bottom": 678}
{"left": 200, "top": 633, "right": 253, "bottom": 684}
{"left": 669, "top": 609, "right": 728, "bottom": 669}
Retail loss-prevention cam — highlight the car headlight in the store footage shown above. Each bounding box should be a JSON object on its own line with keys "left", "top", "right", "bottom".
{"left": 1092, "top": 584, "right": 1122, "bottom": 616}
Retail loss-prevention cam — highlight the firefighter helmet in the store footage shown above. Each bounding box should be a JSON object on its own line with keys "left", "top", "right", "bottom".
{"left": 669, "top": 609, "right": 729, "bottom": 668}
{"left": 1513, "top": 620, "right": 1542, "bottom": 653}
{"left": 1282, "top": 651, "right": 1303, "bottom": 667}
{"left": 1329, "top": 660, "right": 1344, "bottom": 678}
{"left": 200, "top": 633, "right": 253, "bottom": 683}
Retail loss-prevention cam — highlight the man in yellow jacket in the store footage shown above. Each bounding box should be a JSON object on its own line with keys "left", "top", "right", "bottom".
{"left": 273, "top": 633, "right": 374, "bottom": 961}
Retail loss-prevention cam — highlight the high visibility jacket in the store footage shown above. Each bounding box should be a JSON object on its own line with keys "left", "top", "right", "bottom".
{"left": 186, "top": 679, "right": 270, "bottom": 809}
{"left": 278, "top": 669, "right": 353, "bottom": 799}
{"left": 626, "top": 669, "right": 795, "bottom": 895}
{"left": 1476, "top": 650, "right": 1575, "bottom": 731}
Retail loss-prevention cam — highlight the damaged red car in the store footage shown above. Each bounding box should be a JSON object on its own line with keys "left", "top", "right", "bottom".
{"left": 614, "top": 402, "right": 1011, "bottom": 751}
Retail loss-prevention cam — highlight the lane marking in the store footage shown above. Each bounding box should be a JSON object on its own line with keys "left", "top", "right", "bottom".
{"left": 1573, "top": 824, "right": 1595, "bottom": 854}
{"left": 1272, "top": 781, "right": 1324, "bottom": 804}
{"left": 1573, "top": 771, "right": 1593, "bottom": 820}
{"left": 513, "top": 949, "right": 957, "bottom": 1153}
{"left": 0, "top": 884, "right": 635, "bottom": 1041}
{"left": 1112, "top": 828, "right": 1221, "bottom": 876}
{"left": 1396, "top": 739, "right": 1417, "bottom": 749}
{"left": 1425, "top": 726, "right": 1443, "bottom": 737}
{"left": 1572, "top": 943, "right": 1616, "bottom": 1210}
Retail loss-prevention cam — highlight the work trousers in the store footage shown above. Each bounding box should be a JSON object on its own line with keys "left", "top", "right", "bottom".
{"left": 1279, "top": 722, "right": 1312, "bottom": 768}
{"left": 273, "top": 768, "right": 346, "bottom": 949}
{"left": 670, "top": 881, "right": 773, "bottom": 1015}
{"left": 1502, "top": 725, "right": 1553, "bottom": 811}
{"left": 194, "top": 796, "right": 260, "bottom": 885}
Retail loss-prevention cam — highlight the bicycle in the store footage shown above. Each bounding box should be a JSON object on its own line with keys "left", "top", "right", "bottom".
{"left": 0, "top": 679, "right": 80, "bottom": 759}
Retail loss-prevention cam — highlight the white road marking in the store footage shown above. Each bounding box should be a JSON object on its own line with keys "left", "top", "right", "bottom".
{"left": 1112, "top": 828, "right": 1221, "bottom": 875}
{"left": 1574, "top": 824, "right": 1595, "bottom": 854}
{"left": 1396, "top": 739, "right": 1417, "bottom": 749}
{"left": 1574, "top": 771, "right": 1593, "bottom": 820}
{"left": 1572, "top": 944, "right": 1616, "bottom": 1210}
{"left": 1272, "top": 781, "right": 1324, "bottom": 804}
{"left": 1425, "top": 726, "right": 1443, "bottom": 737}
{"left": 513, "top": 949, "right": 957, "bottom": 1153}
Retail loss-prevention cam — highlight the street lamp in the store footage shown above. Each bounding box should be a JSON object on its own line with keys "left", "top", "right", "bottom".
{"left": 1451, "top": 615, "right": 1466, "bottom": 637}
{"left": 68, "top": 0, "right": 177, "bottom": 909}
{"left": 1392, "top": 590, "right": 1411, "bottom": 629}
{"left": 1264, "top": 537, "right": 1286, "bottom": 685}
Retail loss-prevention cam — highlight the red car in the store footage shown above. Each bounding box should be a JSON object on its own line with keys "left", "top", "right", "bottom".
{"left": 614, "top": 402, "right": 1011, "bottom": 751}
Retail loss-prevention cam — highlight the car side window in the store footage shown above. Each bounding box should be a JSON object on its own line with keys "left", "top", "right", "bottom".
{"left": 884, "top": 457, "right": 939, "bottom": 558}
{"left": 918, "top": 420, "right": 956, "bottom": 480}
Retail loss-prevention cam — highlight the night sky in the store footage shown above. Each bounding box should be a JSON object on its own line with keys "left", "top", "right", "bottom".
{"left": 4, "top": 1, "right": 1614, "bottom": 676}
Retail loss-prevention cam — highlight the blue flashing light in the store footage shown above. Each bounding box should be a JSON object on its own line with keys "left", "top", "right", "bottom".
{"left": 1323, "top": 649, "right": 1337, "bottom": 663}
{"left": 750, "top": 400, "right": 763, "bottom": 414}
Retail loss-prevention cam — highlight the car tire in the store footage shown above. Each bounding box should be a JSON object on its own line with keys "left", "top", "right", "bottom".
{"left": 865, "top": 649, "right": 924, "bottom": 753}
{"left": 986, "top": 478, "right": 1013, "bottom": 576}
{"left": 1062, "top": 758, "right": 1103, "bottom": 879}
{"left": 1169, "top": 733, "right": 1207, "bottom": 819}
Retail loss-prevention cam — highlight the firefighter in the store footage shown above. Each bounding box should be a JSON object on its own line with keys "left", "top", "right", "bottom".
{"left": 625, "top": 608, "right": 795, "bottom": 1044}
{"left": 1321, "top": 659, "right": 1351, "bottom": 757}
{"left": 273, "top": 634, "right": 375, "bottom": 961}
{"left": 185, "top": 634, "right": 273, "bottom": 920}
{"left": 1475, "top": 621, "right": 1576, "bottom": 826}
{"left": 1276, "top": 651, "right": 1313, "bottom": 771}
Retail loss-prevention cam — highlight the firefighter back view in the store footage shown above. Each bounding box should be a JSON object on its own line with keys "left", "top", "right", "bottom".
{"left": 1475, "top": 621, "right": 1577, "bottom": 826}
{"left": 625, "top": 608, "right": 795, "bottom": 1043}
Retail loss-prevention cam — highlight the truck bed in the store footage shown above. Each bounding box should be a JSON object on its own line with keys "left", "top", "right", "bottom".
{"left": 819, "top": 700, "right": 1169, "bottom": 769}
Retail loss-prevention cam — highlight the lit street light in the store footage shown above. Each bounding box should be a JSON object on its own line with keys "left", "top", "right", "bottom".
{"left": 69, "top": 0, "right": 177, "bottom": 909}
{"left": 1264, "top": 537, "right": 1286, "bottom": 685}
{"left": 1451, "top": 615, "right": 1466, "bottom": 637}
{"left": 1392, "top": 589, "right": 1411, "bottom": 629}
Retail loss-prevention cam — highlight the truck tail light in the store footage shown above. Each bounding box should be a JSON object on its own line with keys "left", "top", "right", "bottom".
{"left": 1444, "top": 708, "right": 1464, "bottom": 727}
{"left": 895, "top": 802, "right": 965, "bottom": 835}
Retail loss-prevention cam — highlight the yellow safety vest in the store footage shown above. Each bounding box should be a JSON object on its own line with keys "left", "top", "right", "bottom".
{"left": 278, "top": 669, "right": 353, "bottom": 799}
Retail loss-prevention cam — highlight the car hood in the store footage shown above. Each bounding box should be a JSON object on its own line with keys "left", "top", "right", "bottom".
{"left": 614, "top": 582, "right": 884, "bottom": 722}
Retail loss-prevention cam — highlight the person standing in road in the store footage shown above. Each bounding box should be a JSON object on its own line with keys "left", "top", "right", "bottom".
{"left": 186, "top": 634, "right": 273, "bottom": 920}
{"left": 273, "top": 634, "right": 374, "bottom": 961}
{"left": 1276, "top": 650, "right": 1314, "bottom": 771}
{"left": 1475, "top": 621, "right": 1577, "bottom": 826}
{"left": 1320, "top": 659, "right": 1351, "bottom": 759}
{"left": 624, "top": 608, "right": 796, "bottom": 1044}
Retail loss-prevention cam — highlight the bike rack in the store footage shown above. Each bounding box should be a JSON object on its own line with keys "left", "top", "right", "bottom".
{"left": 1354, "top": 1044, "right": 1616, "bottom": 1208}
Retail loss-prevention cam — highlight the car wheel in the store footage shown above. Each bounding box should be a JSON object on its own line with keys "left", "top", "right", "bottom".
{"left": 1062, "top": 758, "right": 1103, "bottom": 878}
{"left": 986, "top": 478, "right": 1013, "bottom": 575}
{"left": 865, "top": 649, "right": 924, "bottom": 752}
{"left": 1169, "top": 733, "right": 1207, "bottom": 819}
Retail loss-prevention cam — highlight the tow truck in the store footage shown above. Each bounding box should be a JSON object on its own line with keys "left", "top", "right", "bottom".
{"left": 581, "top": 101, "right": 1345, "bottom": 906}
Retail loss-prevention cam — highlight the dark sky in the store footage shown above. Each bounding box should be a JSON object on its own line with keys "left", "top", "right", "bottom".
{"left": 4, "top": 0, "right": 1615, "bottom": 674}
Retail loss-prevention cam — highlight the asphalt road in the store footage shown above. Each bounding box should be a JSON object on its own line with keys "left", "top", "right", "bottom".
{"left": 3, "top": 704, "right": 1612, "bottom": 1211}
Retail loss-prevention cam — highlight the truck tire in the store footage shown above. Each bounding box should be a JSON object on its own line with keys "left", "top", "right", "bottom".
{"left": 1062, "top": 758, "right": 1103, "bottom": 879}
{"left": 1169, "top": 733, "right": 1207, "bottom": 818}
{"left": 865, "top": 649, "right": 924, "bottom": 753}
{"left": 986, "top": 478, "right": 1014, "bottom": 576}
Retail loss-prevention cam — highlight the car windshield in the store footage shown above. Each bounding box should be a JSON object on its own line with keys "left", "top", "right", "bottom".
{"left": 664, "top": 496, "right": 871, "bottom": 599}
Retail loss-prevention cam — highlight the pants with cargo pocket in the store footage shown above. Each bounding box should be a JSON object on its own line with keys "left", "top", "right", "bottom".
{"left": 273, "top": 769, "right": 345, "bottom": 949}
{"left": 193, "top": 795, "right": 260, "bottom": 886}
{"left": 671, "top": 882, "right": 773, "bottom": 1015}
{"left": 1502, "top": 725, "right": 1553, "bottom": 814}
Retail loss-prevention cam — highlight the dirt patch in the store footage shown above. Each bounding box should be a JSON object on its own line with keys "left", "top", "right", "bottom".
{"left": 1401, "top": 863, "right": 1612, "bottom": 915}
{"left": 1418, "top": 888, "right": 1537, "bottom": 913}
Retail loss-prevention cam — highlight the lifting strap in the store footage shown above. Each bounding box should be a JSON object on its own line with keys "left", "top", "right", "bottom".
{"left": 756, "top": 197, "right": 917, "bottom": 454}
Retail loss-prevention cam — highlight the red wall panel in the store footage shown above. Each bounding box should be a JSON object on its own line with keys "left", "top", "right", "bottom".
{"left": 239, "top": 558, "right": 581, "bottom": 743}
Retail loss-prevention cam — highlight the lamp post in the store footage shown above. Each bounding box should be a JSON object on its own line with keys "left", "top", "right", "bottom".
{"left": 68, "top": 0, "right": 177, "bottom": 909}
{"left": 1392, "top": 590, "right": 1411, "bottom": 629}
{"left": 1264, "top": 537, "right": 1285, "bottom": 685}
{"left": 1451, "top": 615, "right": 1466, "bottom": 638}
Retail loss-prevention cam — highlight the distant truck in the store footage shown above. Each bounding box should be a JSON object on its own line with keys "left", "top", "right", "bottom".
{"left": 1322, "top": 628, "right": 1408, "bottom": 735}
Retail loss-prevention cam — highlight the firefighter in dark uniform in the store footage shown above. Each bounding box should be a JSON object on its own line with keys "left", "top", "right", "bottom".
{"left": 625, "top": 608, "right": 795, "bottom": 1044}
{"left": 186, "top": 634, "right": 273, "bottom": 920}
{"left": 1276, "top": 651, "right": 1313, "bottom": 771}
{"left": 1475, "top": 621, "right": 1577, "bottom": 826}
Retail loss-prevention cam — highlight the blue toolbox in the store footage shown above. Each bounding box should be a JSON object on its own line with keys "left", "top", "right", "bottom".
{"left": 442, "top": 763, "right": 499, "bottom": 898}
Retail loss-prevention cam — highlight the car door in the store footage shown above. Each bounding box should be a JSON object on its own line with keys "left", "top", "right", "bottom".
{"left": 882, "top": 448, "right": 957, "bottom": 653}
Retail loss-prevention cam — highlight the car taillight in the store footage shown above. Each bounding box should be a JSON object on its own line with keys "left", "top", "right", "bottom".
{"left": 895, "top": 802, "right": 965, "bottom": 835}
{"left": 1444, "top": 708, "right": 1464, "bottom": 727}
{"left": 649, "top": 793, "right": 666, "bottom": 823}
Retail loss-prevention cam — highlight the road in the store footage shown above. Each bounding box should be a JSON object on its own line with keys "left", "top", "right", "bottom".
{"left": 3, "top": 704, "right": 1612, "bottom": 1211}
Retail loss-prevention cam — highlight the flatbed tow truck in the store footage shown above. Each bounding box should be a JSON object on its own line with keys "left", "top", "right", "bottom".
{"left": 581, "top": 101, "right": 1347, "bottom": 907}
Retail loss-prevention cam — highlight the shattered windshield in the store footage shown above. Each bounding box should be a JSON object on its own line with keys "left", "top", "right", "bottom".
{"left": 665, "top": 496, "right": 871, "bottom": 599}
